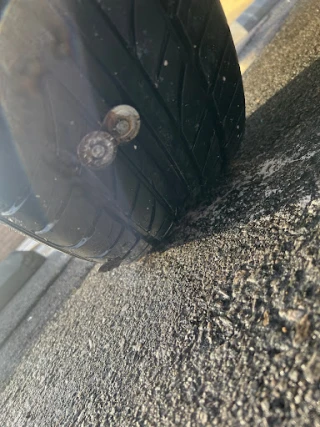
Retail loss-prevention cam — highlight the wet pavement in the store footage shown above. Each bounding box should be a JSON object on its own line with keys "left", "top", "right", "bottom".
{"left": 0, "top": 0, "right": 319, "bottom": 425}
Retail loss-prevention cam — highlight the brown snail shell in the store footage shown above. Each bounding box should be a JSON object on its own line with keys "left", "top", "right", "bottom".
{"left": 103, "top": 105, "right": 140, "bottom": 144}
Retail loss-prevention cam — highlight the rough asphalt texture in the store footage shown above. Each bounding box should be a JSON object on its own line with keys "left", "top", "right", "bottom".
{"left": 0, "top": 0, "right": 319, "bottom": 425}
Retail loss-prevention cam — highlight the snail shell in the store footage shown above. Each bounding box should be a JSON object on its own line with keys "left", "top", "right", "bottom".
{"left": 77, "top": 131, "right": 117, "bottom": 170}
{"left": 103, "top": 105, "right": 140, "bottom": 144}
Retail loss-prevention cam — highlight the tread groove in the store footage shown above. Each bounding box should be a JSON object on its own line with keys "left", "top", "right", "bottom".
{"left": 117, "top": 150, "right": 174, "bottom": 215}
{"left": 192, "top": 109, "right": 207, "bottom": 149}
{"left": 129, "top": 181, "right": 141, "bottom": 216}
{"left": 178, "top": 62, "right": 186, "bottom": 126}
{"left": 178, "top": 62, "right": 204, "bottom": 183}
{"left": 202, "top": 135, "right": 217, "bottom": 175}
{"left": 147, "top": 196, "right": 157, "bottom": 232}
{"left": 130, "top": 0, "right": 137, "bottom": 53}
{"left": 156, "top": 30, "right": 170, "bottom": 81}
{"left": 222, "top": 78, "right": 242, "bottom": 123}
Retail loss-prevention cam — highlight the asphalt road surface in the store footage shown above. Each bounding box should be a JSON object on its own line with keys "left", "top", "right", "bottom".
{"left": 1, "top": 0, "right": 320, "bottom": 425}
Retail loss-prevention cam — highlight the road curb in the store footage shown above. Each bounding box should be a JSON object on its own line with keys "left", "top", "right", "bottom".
{"left": 0, "top": 251, "right": 45, "bottom": 312}
{"left": 231, "top": 0, "right": 299, "bottom": 72}
{"left": 231, "top": 0, "right": 279, "bottom": 52}
{"left": 238, "top": 0, "right": 279, "bottom": 32}
{"left": 0, "top": 256, "right": 93, "bottom": 386}
{"left": 0, "top": 251, "right": 71, "bottom": 346}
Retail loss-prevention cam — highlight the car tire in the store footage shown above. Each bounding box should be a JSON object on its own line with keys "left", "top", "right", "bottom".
{"left": 0, "top": 0, "right": 245, "bottom": 267}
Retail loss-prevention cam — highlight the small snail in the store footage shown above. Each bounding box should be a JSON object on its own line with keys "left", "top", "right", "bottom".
{"left": 77, "top": 131, "right": 117, "bottom": 170}
{"left": 103, "top": 105, "right": 141, "bottom": 144}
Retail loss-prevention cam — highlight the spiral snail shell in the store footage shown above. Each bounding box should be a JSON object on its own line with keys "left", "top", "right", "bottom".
{"left": 103, "top": 105, "right": 141, "bottom": 144}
